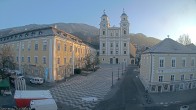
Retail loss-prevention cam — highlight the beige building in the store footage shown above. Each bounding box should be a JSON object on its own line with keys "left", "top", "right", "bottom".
{"left": 140, "top": 38, "right": 196, "bottom": 93}
{"left": 99, "top": 10, "right": 136, "bottom": 65}
{"left": 0, "top": 26, "right": 96, "bottom": 81}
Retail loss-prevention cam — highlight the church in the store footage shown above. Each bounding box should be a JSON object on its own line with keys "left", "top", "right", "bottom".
{"left": 99, "top": 10, "right": 136, "bottom": 64}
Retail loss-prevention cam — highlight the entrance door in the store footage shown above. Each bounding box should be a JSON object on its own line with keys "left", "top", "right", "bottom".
{"left": 116, "top": 58, "right": 118, "bottom": 64}
{"left": 110, "top": 58, "right": 113, "bottom": 64}
{"left": 189, "top": 83, "right": 192, "bottom": 89}
{"left": 170, "top": 85, "right": 173, "bottom": 91}
{"left": 158, "top": 86, "right": 162, "bottom": 92}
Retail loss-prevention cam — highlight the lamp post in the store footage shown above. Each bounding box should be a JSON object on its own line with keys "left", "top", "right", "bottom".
{"left": 112, "top": 71, "right": 113, "bottom": 87}
{"left": 122, "top": 62, "right": 123, "bottom": 76}
{"left": 118, "top": 67, "right": 120, "bottom": 80}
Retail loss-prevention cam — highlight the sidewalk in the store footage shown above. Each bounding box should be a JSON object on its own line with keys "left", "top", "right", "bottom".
{"left": 148, "top": 88, "right": 196, "bottom": 106}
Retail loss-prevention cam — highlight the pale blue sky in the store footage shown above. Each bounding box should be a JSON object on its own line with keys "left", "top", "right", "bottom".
{"left": 0, "top": 0, "right": 196, "bottom": 43}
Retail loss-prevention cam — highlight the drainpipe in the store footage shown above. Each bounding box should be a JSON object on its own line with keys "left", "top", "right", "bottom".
{"left": 72, "top": 42, "right": 74, "bottom": 75}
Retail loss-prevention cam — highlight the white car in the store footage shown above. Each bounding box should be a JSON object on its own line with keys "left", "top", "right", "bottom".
{"left": 30, "top": 77, "right": 44, "bottom": 84}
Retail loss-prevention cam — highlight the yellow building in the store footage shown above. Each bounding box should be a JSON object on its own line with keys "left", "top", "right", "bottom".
{"left": 0, "top": 26, "right": 96, "bottom": 81}
{"left": 140, "top": 38, "right": 196, "bottom": 93}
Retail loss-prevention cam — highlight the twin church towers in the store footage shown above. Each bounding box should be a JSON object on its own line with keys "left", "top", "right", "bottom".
{"left": 99, "top": 10, "right": 131, "bottom": 64}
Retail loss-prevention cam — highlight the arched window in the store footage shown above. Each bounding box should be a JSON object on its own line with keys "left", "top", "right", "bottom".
{"left": 124, "top": 30, "right": 126, "bottom": 34}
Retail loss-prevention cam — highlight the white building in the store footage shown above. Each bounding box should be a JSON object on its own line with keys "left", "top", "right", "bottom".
{"left": 140, "top": 38, "right": 196, "bottom": 93}
{"left": 99, "top": 10, "right": 134, "bottom": 64}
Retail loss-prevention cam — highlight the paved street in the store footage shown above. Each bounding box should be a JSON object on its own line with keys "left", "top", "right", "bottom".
{"left": 50, "top": 64, "right": 125, "bottom": 110}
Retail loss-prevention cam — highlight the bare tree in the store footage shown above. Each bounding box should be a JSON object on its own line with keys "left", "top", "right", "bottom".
{"left": 0, "top": 45, "right": 15, "bottom": 69}
{"left": 178, "top": 34, "right": 191, "bottom": 45}
{"left": 83, "top": 53, "right": 99, "bottom": 70}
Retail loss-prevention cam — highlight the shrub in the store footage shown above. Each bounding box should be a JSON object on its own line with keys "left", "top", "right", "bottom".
{"left": 74, "top": 68, "right": 81, "bottom": 74}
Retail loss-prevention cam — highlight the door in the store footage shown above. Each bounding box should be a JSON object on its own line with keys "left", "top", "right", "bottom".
{"left": 170, "top": 85, "right": 173, "bottom": 91}
{"left": 110, "top": 58, "right": 113, "bottom": 64}
{"left": 158, "top": 86, "right": 162, "bottom": 92}
{"left": 116, "top": 58, "right": 118, "bottom": 64}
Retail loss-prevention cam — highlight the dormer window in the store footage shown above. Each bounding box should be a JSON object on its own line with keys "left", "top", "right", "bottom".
{"left": 103, "top": 18, "right": 105, "bottom": 21}
{"left": 10, "top": 36, "right": 13, "bottom": 39}
{"left": 15, "top": 35, "right": 18, "bottom": 38}
{"left": 39, "top": 31, "right": 42, "bottom": 35}
{"left": 123, "top": 18, "right": 126, "bottom": 20}
{"left": 19, "top": 34, "right": 22, "bottom": 37}
{"left": 31, "top": 32, "right": 35, "bottom": 36}
{"left": 25, "top": 33, "right": 28, "bottom": 37}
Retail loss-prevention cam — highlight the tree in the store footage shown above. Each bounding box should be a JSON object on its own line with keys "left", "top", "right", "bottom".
{"left": 83, "top": 53, "right": 99, "bottom": 70}
{"left": 0, "top": 45, "right": 15, "bottom": 69}
{"left": 178, "top": 34, "right": 191, "bottom": 45}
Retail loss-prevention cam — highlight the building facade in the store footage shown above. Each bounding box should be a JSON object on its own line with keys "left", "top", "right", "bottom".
{"left": 99, "top": 10, "right": 135, "bottom": 64}
{"left": 0, "top": 27, "right": 96, "bottom": 81}
{"left": 140, "top": 38, "right": 196, "bottom": 93}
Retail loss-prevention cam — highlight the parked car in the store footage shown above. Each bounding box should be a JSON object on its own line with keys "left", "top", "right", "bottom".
{"left": 30, "top": 77, "right": 44, "bottom": 84}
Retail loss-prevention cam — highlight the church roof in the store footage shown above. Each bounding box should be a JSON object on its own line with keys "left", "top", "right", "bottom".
{"left": 121, "top": 12, "right": 127, "bottom": 16}
{"left": 143, "top": 38, "right": 196, "bottom": 54}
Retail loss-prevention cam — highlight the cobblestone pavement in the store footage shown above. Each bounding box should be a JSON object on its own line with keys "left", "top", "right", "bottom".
{"left": 50, "top": 64, "right": 125, "bottom": 110}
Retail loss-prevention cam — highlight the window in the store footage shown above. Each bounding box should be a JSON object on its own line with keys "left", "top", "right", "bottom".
{"left": 34, "top": 56, "right": 38, "bottom": 63}
{"left": 39, "top": 31, "right": 42, "bottom": 35}
{"left": 103, "top": 31, "right": 105, "bottom": 35}
{"left": 64, "top": 58, "right": 66, "bottom": 65}
{"left": 151, "top": 85, "right": 156, "bottom": 91}
{"left": 28, "top": 41, "right": 31, "bottom": 51}
{"left": 27, "top": 56, "right": 31, "bottom": 63}
{"left": 35, "top": 42, "right": 38, "bottom": 51}
{"left": 171, "top": 59, "right": 176, "bottom": 67}
{"left": 171, "top": 75, "right": 175, "bottom": 81}
{"left": 116, "top": 51, "right": 118, "bottom": 54}
{"left": 116, "top": 33, "right": 118, "bottom": 36}
{"left": 70, "top": 46, "right": 72, "bottom": 52}
{"left": 64, "top": 44, "right": 66, "bottom": 51}
{"left": 110, "top": 51, "right": 113, "bottom": 54}
{"left": 159, "top": 58, "right": 164, "bottom": 67}
{"left": 124, "top": 30, "right": 126, "bottom": 34}
{"left": 190, "top": 74, "right": 193, "bottom": 80}
{"left": 102, "top": 51, "right": 105, "bottom": 54}
{"left": 182, "top": 58, "right": 186, "bottom": 67}
{"left": 25, "top": 33, "right": 28, "bottom": 37}
{"left": 102, "top": 43, "right": 105, "bottom": 47}
{"left": 43, "top": 56, "right": 46, "bottom": 64}
{"left": 111, "top": 33, "right": 113, "bottom": 36}
{"left": 116, "top": 43, "right": 118, "bottom": 47}
{"left": 57, "top": 43, "right": 60, "bottom": 51}
{"left": 75, "top": 47, "right": 77, "bottom": 53}
{"left": 57, "top": 58, "right": 60, "bottom": 64}
{"left": 102, "top": 58, "right": 105, "bottom": 61}
{"left": 16, "top": 56, "right": 19, "bottom": 62}
{"left": 70, "top": 58, "right": 72, "bottom": 63}
{"left": 21, "top": 57, "right": 24, "bottom": 62}
{"left": 110, "top": 43, "right": 113, "bottom": 47}
{"left": 191, "top": 58, "right": 195, "bottom": 66}
{"left": 181, "top": 75, "right": 184, "bottom": 81}
{"left": 21, "top": 42, "right": 24, "bottom": 51}
{"left": 158, "top": 76, "right": 163, "bottom": 82}
{"left": 124, "top": 43, "right": 126, "bottom": 47}
{"left": 43, "top": 41, "right": 47, "bottom": 51}
{"left": 124, "top": 51, "right": 126, "bottom": 54}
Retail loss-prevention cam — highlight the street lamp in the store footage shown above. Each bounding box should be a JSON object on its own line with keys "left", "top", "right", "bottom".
{"left": 118, "top": 67, "right": 120, "bottom": 80}
{"left": 122, "top": 63, "right": 123, "bottom": 76}
{"left": 111, "top": 70, "right": 113, "bottom": 87}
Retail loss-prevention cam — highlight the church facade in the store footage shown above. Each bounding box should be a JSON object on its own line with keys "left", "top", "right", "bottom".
{"left": 99, "top": 11, "right": 133, "bottom": 64}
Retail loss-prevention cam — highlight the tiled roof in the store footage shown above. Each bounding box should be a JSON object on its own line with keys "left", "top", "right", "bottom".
{"left": 143, "top": 38, "right": 196, "bottom": 54}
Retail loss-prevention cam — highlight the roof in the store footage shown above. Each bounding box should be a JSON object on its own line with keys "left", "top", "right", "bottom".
{"left": 14, "top": 90, "right": 52, "bottom": 99}
{"left": 0, "top": 78, "right": 10, "bottom": 88}
{"left": 186, "top": 43, "right": 196, "bottom": 52}
{"left": 143, "top": 38, "right": 196, "bottom": 54}
{"left": 121, "top": 12, "right": 127, "bottom": 16}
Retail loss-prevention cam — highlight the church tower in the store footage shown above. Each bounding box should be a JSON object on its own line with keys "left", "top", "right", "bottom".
{"left": 120, "top": 9, "right": 129, "bottom": 37}
{"left": 99, "top": 10, "right": 131, "bottom": 65}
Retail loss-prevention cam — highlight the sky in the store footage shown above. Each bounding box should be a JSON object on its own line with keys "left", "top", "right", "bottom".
{"left": 0, "top": 0, "right": 196, "bottom": 43}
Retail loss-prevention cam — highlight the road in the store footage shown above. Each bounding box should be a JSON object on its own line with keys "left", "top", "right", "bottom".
{"left": 93, "top": 65, "right": 196, "bottom": 110}
{"left": 93, "top": 65, "right": 145, "bottom": 110}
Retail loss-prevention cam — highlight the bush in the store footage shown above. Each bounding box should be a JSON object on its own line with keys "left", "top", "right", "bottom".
{"left": 74, "top": 68, "right": 81, "bottom": 74}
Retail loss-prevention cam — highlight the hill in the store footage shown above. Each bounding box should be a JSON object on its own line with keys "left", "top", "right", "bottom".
{"left": 0, "top": 23, "right": 160, "bottom": 49}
